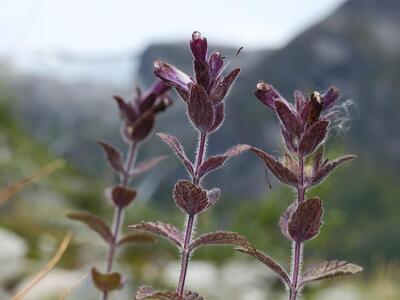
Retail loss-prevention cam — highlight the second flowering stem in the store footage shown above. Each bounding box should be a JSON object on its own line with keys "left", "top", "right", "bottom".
{"left": 176, "top": 132, "right": 207, "bottom": 296}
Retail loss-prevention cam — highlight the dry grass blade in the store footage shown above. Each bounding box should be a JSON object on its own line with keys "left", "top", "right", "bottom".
{"left": 0, "top": 159, "right": 65, "bottom": 205}
{"left": 59, "top": 273, "right": 88, "bottom": 300}
{"left": 12, "top": 232, "right": 72, "bottom": 300}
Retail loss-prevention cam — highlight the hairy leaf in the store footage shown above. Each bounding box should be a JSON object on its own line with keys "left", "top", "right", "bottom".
{"left": 189, "top": 231, "right": 251, "bottom": 251}
{"left": 136, "top": 286, "right": 205, "bottom": 300}
{"left": 173, "top": 180, "right": 208, "bottom": 216}
{"left": 128, "top": 112, "right": 155, "bottom": 142}
{"left": 67, "top": 212, "right": 112, "bottom": 243}
{"left": 298, "top": 120, "right": 329, "bottom": 156}
{"left": 311, "top": 155, "right": 356, "bottom": 186}
{"left": 91, "top": 267, "right": 123, "bottom": 293}
{"left": 157, "top": 133, "right": 194, "bottom": 176}
{"left": 129, "top": 221, "right": 183, "bottom": 248}
{"left": 235, "top": 247, "right": 291, "bottom": 285}
{"left": 113, "top": 95, "right": 137, "bottom": 123}
{"left": 209, "top": 68, "right": 241, "bottom": 104}
{"left": 97, "top": 141, "right": 124, "bottom": 174}
{"left": 208, "top": 103, "right": 224, "bottom": 133}
{"left": 198, "top": 144, "right": 251, "bottom": 178}
{"left": 288, "top": 198, "right": 323, "bottom": 242}
{"left": 275, "top": 100, "right": 301, "bottom": 137}
{"left": 130, "top": 155, "right": 167, "bottom": 178}
{"left": 299, "top": 260, "right": 363, "bottom": 287}
{"left": 110, "top": 185, "right": 137, "bottom": 208}
{"left": 188, "top": 84, "right": 214, "bottom": 132}
{"left": 118, "top": 233, "right": 155, "bottom": 246}
{"left": 251, "top": 147, "right": 299, "bottom": 186}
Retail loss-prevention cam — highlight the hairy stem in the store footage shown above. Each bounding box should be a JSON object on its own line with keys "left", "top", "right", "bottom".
{"left": 176, "top": 132, "right": 207, "bottom": 295}
{"left": 289, "top": 157, "right": 305, "bottom": 300}
{"left": 102, "top": 141, "right": 137, "bottom": 300}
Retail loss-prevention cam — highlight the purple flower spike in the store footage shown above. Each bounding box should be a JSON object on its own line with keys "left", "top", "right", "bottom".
{"left": 190, "top": 31, "right": 208, "bottom": 62}
{"left": 322, "top": 86, "right": 339, "bottom": 109}
{"left": 254, "top": 81, "right": 283, "bottom": 110}
{"left": 154, "top": 31, "right": 240, "bottom": 135}
{"left": 154, "top": 60, "right": 194, "bottom": 102}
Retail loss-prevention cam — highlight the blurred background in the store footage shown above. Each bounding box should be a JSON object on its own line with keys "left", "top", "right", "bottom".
{"left": 0, "top": 0, "right": 399, "bottom": 299}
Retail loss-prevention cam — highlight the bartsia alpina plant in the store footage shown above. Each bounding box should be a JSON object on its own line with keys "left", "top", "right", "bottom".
{"left": 130, "top": 31, "right": 252, "bottom": 300}
{"left": 67, "top": 80, "right": 172, "bottom": 300}
{"left": 234, "top": 82, "right": 363, "bottom": 299}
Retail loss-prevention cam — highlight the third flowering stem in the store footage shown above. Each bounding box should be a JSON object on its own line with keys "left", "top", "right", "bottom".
{"left": 176, "top": 132, "right": 207, "bottom": 296}
{"left": 102, "top": 141, "right": 138, "bottom": 300}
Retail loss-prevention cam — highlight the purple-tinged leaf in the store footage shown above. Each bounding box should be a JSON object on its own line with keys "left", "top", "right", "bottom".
{"left": 189, "top": 231, "right": 251, "bottom": 251}
{"left": 113, "top": 95, "right": 137, "bottom": 123}
{"left": 91, "top": 267, "right": 123, "bottom": 293}
{"left": 312, "top": 145, "right": 324, "bottom": 173}
{"left": 209, "top": 68, "right": 240, "bottom": 104}
{"left": 294, "top": 90, "right": 306, "bottom": 113}
{"left": 288, "top": 197, "right": 323, "bottom": 242}
{"left": 299, "top": 260, "right": 363, "bottom": 288}
{"left": 235, "top": 247, "right": 291, "bottom": 286}
{"left": 136, "top": 286, "right": 206, "bottom": 300}
{"left": 188, "top": 84, "right": 214, "bottom": 132}
{"left": 173, "top": 180, "right": 208, "bottom": 216}
{"left": 298, "top": 120, "right": 329, "bottom": 157}
{"left": 281, "top": 126, "right": 297, "bottom": 152}
{"left": 154, "top": 60, "right": 193, "bottom": 102}
{"left": 127, "top": 112, "right": 155, "bottom": 142}
{"left": 279, "top": 203, "right": 297, "bottom": 241}
{"left": 117, "top": 233, "right": 154, "bottom": 246}
{"left": 190, "top": 31, "right": 208, "bottom": 62}
{"left": 206, "top": 188, "right": 221, "bottom": 209}
{"left": 67, "top": 212, "right": 112, "bottom": 243}
{"left": 208, "top": 103, "right": 225, "bottom": 133}
{"left": 275, "top": 100, "right": 302, "bottom": 137}
{"left": 110, "top": 185, "right": 137, "bottom": 208}
{"left": 254, "top": 81, "right": 282, "bottom": 110}
{"left": 251, "top": 147, "right": 300, "bottom": 187}
{"left": 97, "top": 141, "right": 124, "bottom": 174}
{"left": 198, "top": 144, "right": 251, "bottom": 178}
{"left": 322, "top": 86, "right": 339, "bottom": 109}
{"left": 129, "top": 221, "right": 183, "bottom": 248}
{"left": 130, "top": 155, "right": 167, "bottom": 178}
{"left": 310, "top": 155, "right": 356, "bottom": 187}
{"left": 193, "top": 60, "right": 210, "bottom": 89}
{"left": 157, "top": 133, "right": 194, "bottom": 176}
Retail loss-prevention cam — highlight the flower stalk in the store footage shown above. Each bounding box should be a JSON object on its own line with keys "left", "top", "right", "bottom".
{"left": 67, "top": 81, "right": 172, "bottom": 299}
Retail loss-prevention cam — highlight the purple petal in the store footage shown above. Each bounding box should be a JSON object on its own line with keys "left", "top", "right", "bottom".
{"left": 190, "top": 31, "right": 208, "bottom": 62}
{"left": 153, "top": 60, "right": 193, "bottom": 102}
{"left": 254, "top": 81, "right": 283, "bottom": 110}
{"left": 208, "top": 51, "right": 224, "bottom": 81}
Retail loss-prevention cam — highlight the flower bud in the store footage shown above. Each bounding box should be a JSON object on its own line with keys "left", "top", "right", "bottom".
{"left": 190, "top": 31, "right": 208, "bottom": 62}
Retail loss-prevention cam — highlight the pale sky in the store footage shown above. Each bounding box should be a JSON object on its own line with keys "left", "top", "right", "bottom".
{"left": 0, "top": 0, "right": 347, "bottom": 82}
